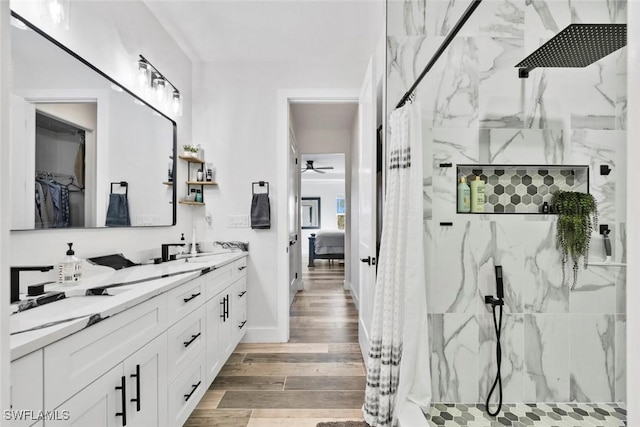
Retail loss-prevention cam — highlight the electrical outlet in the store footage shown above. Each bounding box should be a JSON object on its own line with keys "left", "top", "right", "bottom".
{"left": 205, "top": 213, "right": 213, "bottom": 228}
{"left": 227, "top": 215, "right": 249, "bottom": 228}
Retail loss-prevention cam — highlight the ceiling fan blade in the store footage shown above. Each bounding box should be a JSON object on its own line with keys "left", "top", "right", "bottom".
{"left": 301, "top": 169, "right": 309, "bottom": 173}
{"left": 315, "top": 169, "right": 326, "bottom": 174}
{"left": 314, "top": 166, "right": 334, "bottom": 170}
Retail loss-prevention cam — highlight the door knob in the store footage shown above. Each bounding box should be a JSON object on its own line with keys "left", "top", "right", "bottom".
{"left": 360, "top": 257, "right": 371, "bottom": 265}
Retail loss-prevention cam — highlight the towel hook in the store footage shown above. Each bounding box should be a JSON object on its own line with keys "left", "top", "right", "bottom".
{"left": 110, "top": 181, "right": 129, "bottom": 197}
{"left": 252, "top": 181, "right": 269, "bottom": 195}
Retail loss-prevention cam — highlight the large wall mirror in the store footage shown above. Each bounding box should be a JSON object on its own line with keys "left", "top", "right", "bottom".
{"left": 10, "top": 12, "right": 176, "bottom": 230}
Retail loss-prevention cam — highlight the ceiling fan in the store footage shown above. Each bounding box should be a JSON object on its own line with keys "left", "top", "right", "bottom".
{"left": 302, "top": 160, "right": 334, "bottom": 174}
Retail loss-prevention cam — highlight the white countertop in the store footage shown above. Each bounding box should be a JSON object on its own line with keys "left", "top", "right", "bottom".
{"left": 10, "top": 251, "right": 247, "bottom": 360}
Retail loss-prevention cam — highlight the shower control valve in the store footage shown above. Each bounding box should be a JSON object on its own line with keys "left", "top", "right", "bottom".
{"left": 484, "top": 295, "right": 504, "bottom": 306}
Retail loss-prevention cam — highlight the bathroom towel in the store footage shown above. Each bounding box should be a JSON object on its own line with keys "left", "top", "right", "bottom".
{"left": 105, "top": 193, "right": 131, "bottom": 227}
{"left": 250, "top": 193, "right": 271, "bottom": 229}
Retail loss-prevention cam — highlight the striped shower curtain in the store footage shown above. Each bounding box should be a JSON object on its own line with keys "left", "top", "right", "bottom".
{"left": 363, "top": 102, "right": 432, "bottom": 427}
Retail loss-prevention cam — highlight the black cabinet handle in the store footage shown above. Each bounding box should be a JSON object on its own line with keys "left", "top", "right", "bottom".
{"left": 183, "top": 292, "right": 201, "bottom": 303}
{"left": 238, "top": 265, "right": 247, "bottom": 271}
{"left": 183, "top": 332, "right": 201, "bottom": 348}
{"left": 115, "top": 375, "right": 127, "bottom": 426}
{"left": 130, "top": 364, "right": 141, "bottom": 412}
{"left": 371, "top": 257, "right": 377, "bottom": 266}
{"left": 360, "top": 257, "right": 371, "bottom": 265}
{"left": 184, "top": 381, "right": 201, "bottom": 402}
{"left": 220, "top": 298, "right": 226, "bottom": 321}
{"left": 238, "top": 320, "right": 247, "bottom": 330}
{"left": 238, "top": 290, "right": 247, "bottom": 298}
{"left": 225, "top": 295, "right": 230, "bottom": 320}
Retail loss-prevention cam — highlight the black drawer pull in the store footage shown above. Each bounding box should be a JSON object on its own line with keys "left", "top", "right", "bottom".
{"left": 184, "top": 381, "right": 201, "bottom": 402}
{"left": 220, "top": 298, "right": 226, "bottom": 320}
{"left": 183, "top": 332, "right": 201, "bottom": 348}
{"left": 238, "top": 320, "right": 247, "bottom": 329}
{"left": 130, "top": 364, "right": 141, "bottom": 411}
{"left": 183, "top": 292, "right": 201, "bottom": 303}
{"left": 238, "top": 290, "right": 247, "bottom": 297}
{"left": 115, "top": 375, "right": 127, "bottom": 426}
{"left": 238, "top": 265, "right": 247, "bottom": 271}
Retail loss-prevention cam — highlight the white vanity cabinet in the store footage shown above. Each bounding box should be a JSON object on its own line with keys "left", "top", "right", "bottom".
{"left": 10, "top": 350, "right": 43, "bottom": 427}
{"left": 48, "top": 334, "right": 167, "bottom": 427}
{"left": 12, "top": 253, "right": 248, "bottom": 427}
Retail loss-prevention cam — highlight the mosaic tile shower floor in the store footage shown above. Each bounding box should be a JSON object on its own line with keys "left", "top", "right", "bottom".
{"left": 426, "top": 403, "right": 626, "bottom": 427}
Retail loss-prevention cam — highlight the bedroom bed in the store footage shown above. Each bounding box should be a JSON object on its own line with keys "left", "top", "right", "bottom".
{"left": 308, "top": 230, "right": 345, "bottom": 267}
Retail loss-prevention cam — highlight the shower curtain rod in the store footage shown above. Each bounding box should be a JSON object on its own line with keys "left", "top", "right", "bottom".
{"left": 395, "top": 0, "right": 483, "bottom": 109}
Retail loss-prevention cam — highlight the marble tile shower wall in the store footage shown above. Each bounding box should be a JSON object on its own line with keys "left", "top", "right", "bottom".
{"left": 388, "top": 0, "right": 627, "bottom": 404}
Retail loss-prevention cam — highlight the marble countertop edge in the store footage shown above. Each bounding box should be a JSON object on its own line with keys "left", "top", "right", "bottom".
{"left": 10, "top": 251, "right": 247, "bottom": 361}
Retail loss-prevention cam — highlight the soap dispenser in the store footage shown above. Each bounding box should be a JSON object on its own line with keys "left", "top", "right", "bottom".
{"left": 58, "top": 243, "right": 82, "bottom": 284}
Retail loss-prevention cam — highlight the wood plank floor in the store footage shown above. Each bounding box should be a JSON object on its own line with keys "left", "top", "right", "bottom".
{"left": 185, "top": 259, "right": 367, "bottom": 427}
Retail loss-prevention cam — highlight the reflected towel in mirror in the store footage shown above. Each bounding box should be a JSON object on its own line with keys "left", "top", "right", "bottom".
{"left": 105, "top": 194, "right": 130, "bottom": 227}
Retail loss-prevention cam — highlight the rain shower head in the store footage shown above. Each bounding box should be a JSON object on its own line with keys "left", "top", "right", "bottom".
{"left": 516, "top": 24, "right": 627, "bottom": 78}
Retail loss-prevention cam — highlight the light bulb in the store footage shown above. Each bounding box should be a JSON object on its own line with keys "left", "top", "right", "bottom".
{"left": 153, "top": 76, "right": 167, "bottom": 103}
{"left": 48, "top": 0, "right": 65, "bottom": 25}
{"left": 172, "top": 92, "right": 183, "bottom": 117}
{"left": 137, "top": 61, "right": 150, "bottom": 89}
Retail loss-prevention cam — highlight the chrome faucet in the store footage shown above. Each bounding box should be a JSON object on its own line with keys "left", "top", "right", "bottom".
{"left": 10, "top": 266, "right": 54, "bottom": 303}
{"left": 161, "top": 244, "right": 185, "bottom": 263}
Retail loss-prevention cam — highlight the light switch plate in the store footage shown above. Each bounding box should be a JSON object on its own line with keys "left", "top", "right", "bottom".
{"left": 227, "top": 215, "right": 249, "bottom": 228}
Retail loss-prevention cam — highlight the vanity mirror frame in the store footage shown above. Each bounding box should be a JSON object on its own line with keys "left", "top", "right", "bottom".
{"left": 10, "top": 10, "right": 177, "bottom": 229}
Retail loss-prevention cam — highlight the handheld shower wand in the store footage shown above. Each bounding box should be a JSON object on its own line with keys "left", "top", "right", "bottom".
{"left": 484, "top": 265, "right": 504, "bottom": 417}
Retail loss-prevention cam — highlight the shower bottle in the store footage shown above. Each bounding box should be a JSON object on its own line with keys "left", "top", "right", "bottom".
{"left": 470, "top": 176, "right": 485, "bottom": 213}
{"left": 457, "top": 176, "right": 471, "bottom": 212}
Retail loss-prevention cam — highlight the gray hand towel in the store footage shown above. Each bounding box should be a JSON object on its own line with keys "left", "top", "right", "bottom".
{"left": 105, "top": 193, "right": 131, "bottom": 227}
{"left": 250, "top": 193, "right": 270, "bottom": 229}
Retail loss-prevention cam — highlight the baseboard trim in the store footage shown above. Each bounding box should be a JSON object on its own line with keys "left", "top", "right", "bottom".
{"left": 241, "top": 327, "right": 285, "bottom": 343}
{"left": 348, "top": 281, "right": 360, "bottom": 308}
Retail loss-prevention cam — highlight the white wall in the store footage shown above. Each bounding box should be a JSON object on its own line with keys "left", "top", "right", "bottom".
{"left": 192, "top": 61, "right": 366, "bottom": 341}
{"left": 6, "top": 1, "right": 193, "bottom": 280}
{"left": 627, "top": 1, "right": 639, "bottom": 423}
{"left": 300, "top": 179, "right": 345, "bottom": 254}
{"left": 0, "top": 0, "right": 11, "bottom": 420}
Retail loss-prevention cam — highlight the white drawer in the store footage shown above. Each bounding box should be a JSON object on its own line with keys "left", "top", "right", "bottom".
{"left": 44, "top": 295, "right": 167, "bottom": 410}
{"left": 232, "top": 257, "right": 247, "bottom": 279}
{"left": 10, "top": 350, "right": 43, "bottom": 427}
{"left": 168, "top": 350, "right": 206, "bottom": 427}
{"left": 166, "top": 276, "right": 205, "bottom": 324}
{"left": 167, "top": 305, "right": 205, "bottom": 382}
{"left": 205, "top": 262, "right": 234, "bottom": 300}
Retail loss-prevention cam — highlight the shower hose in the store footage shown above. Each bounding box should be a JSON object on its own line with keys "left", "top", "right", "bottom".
{"left": 485, "top": 302, "right": 503, "bottom": 416}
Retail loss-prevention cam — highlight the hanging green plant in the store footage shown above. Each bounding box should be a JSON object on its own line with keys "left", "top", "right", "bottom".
{"left": 550, "top": 190, "right": 598, "bottom": 290}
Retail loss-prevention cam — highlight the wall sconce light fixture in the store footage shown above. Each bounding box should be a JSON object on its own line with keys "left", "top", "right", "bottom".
{"left": 137, "top": 55, "right": 182, "bottom": 116}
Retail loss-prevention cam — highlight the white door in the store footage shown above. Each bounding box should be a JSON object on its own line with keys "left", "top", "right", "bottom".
{"left": 124, "top": 334, "right": 167, "bottom": 427}
{"left": 288, "top": 129, "right": 301, "bottom": 306}
{"left": 358, "top": 59, "right": 377, "bottom": 360}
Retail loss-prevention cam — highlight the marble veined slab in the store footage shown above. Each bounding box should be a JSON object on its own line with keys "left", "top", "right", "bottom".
{"left": 9, "top": 251, "right": 247, "bottom": 360}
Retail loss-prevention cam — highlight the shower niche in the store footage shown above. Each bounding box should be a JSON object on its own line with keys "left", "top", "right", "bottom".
{"left": 457, "top": 164, "right": 589, "bottom": 214}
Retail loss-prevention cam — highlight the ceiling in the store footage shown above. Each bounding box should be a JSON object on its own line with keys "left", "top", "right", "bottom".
{"left": 144, "top": 1, "right": 384, "bottom": 65}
